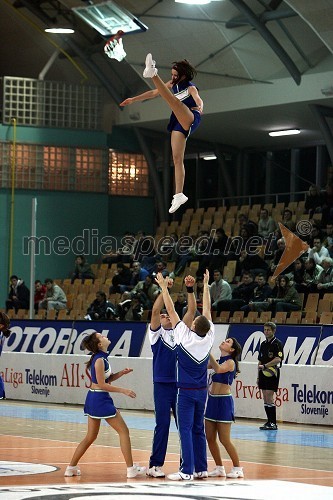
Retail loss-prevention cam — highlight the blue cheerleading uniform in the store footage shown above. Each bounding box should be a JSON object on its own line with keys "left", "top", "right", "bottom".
{"left": 148, "top": 325, "right": 177, "bottom": 468}
{"left": 174, "top": 320, "right": 214, "bottom": 476}
{"left": 167, "top": 80, "right": 201, "bottom": 138}
{"left": 205, "top": 355, "right": 236, "bottom": 423}
{"left": 84, "top": 351, "right": 117, "bottom": 419}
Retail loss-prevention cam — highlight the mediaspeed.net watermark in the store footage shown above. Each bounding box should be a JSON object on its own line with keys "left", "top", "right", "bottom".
{"left": 21, "top": 221, "right": 312, "bottom": 260}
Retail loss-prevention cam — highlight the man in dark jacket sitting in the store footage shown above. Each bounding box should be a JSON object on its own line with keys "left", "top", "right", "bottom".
{"left": 85, "top": 291, "right": 116, "bottom": 320}
{"left": 6, "top": 275, "right": 30, "bottom": 312}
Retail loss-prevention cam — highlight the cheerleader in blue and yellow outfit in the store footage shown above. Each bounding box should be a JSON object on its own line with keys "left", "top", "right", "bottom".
{"left": 205, "top": 337, "right": 244, "bottom": 479}
{"left": 65, "top": 332, "right": 146, "bottom": 479}
{"left": 120, "top": 54, "right": 203, "bottom": 214}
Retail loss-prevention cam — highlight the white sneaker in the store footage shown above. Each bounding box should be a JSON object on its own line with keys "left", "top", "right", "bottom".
{"left": 127, "top": 464, "right": 147, "bottom": 478}
{"left": 143, "top": 53, "right": 158, "bottom": 78}
{"left": 147, "top": 466, "right": 165, "bottom": 478}
{"left": 208, "top": 465, "right": 226, "bottom": 477}
{"left": 167, "top": 471, "right": 193, "bottom": 481}
{"left": 193, "top": 471, "right": 208, "bottom": 479}
{"left": 169, "top": 193, "right": 188, "bottom": 213}
{"left": 64, "top": 465, "right": 81, "bottom": 477}
{"left": 226, "top": 467, "right": 244, "bottom": 478}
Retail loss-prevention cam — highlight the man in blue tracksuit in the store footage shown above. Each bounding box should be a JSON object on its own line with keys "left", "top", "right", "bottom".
{"left": 155, "top": 270, "right": 214, "bottom": 481}
{"left": 147, "top": 276, "right": 196, "bottom": 478}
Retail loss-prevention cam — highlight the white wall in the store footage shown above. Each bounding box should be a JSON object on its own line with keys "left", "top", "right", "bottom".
{"left": 1, "top": 353, "right": 332, "bottom": 425}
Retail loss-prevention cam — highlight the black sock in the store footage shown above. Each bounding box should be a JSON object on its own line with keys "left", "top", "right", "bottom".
{"left": 266, "top": 405, "right": 276, "bottom": 424}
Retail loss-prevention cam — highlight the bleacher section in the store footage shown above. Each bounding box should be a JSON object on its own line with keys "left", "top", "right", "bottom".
{"left": 4, "top": 200, "right": 330, "bottom": 323}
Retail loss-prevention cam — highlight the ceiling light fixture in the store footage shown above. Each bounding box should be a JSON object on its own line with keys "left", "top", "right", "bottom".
{"left": 202, "top": 154, "right": 217, "bottom": 160}
{"left": 175, "top": 0, "right": 212, "bottom": 4}
{"left": 269, "top": 129, "right": 300, "bottom": 137}
{"left": 45, "top": 27, "right": 75, "bottom": 34}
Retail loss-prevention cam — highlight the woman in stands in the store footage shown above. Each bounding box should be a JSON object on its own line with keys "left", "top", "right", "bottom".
{"left": 65, "top": 332, "right": 146, "bottom": 478}
{"left": 120, "top": 54, "right": 203, "bottom": 214}
{"left": 205, "top": 337, "right": 243, "bottom": 479}
{"left": 267, "top": 275, "right": 302, "bottom": 313}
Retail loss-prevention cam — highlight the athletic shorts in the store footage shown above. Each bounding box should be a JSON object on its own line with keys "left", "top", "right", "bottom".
{"left": 84, "top": 389, "right": 117, "bottom": 419}
{"left": 204, "top": 393, "right": 235, "bottom": 423}
{"left": 167, "top": 110, "right": 201, "bottom": 138}
{"left": 258, "top": 369, "right": 280, "bottom": 392}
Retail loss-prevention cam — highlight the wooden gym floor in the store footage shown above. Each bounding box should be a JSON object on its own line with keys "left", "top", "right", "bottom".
{"left": 0, "top": 400, "right": 332, "bottom": 499}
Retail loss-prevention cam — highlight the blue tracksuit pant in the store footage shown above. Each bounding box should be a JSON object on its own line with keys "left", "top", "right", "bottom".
{"left": 176, "top": 388, "right": 207, "bottom": 475}
{"left": 149, "top": 382, "right": 177, "bottom": 468}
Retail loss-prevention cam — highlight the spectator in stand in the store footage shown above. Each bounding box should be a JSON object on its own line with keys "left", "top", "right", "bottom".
{"left": 173, "top": 234, "right": 203, "bottom": 277}
{"left": 153, "top": 260, "right": 169, "bottom": 278}
{"left": 269, "top": 238, "right": 293, "bottom": 277}
{"left": 109, "top": 263, "right": 132, "bottom": 294}
{"left": 39, "top": 279, "right": 67, "bottom": 311}
{"left": 197, "top": 228, "right": 229, "bottom": 277}
{"left": 157, "top": 232, "right": 178, "bottom": 262}
{"left": 132, "top": 275, "right": 160, "bottom": 309}
{"left": 258, "top": 208, "right": 277, "bottom": 239}
{"left": 174, "top": 292, "right": 187, "bottom": 319}
{"left": 195, "top": 276, "right": 204, "bottom": 297}
{"left": 217, "top": 271, "right": 256, "bottom": 314}
{"left": 127, "top": 261, "right": 149, "bottom": 291}
{"left": 317, "top": 257, "right": 333, "bottom": 296}
{"left": 305, "top": 185, "right": 325, "bottom": 219}
{"left": 229, "top": 226, "right": 251, "bottom": 257}
{"left": 116, "top": 293, "right": 144, "bottom": 321}
{"left": 308, "top": 238, "right": 330, "bottom": 265}
{"left": 241, "top": 273, "right": 272, "bottom": 314}
{"left": 295, "top": 258, "right": 323, "bottom": 297}
{"left": 209, "top": 270, "right": 232, "bottom": 311}
{"left": 34, "top": 280, "right": 46, "bottom": 314}
{"left": 266, "top": 275, "right": 301, "bottom": 314}
{"left": 5, "top": 275, "right": 30, "bottom": 313}
{"left": 71, "top": 255, "right": 95, "bottom": 283}
{"left": 237, "top": 249, "right": 269, "bottom": 278}
{"left": 304, "top": 223, "right": 323, "bottom": 246}
{"left": 102, "top": 232, "right": 135, "bottom": 267}
{"left": 238, "top": 213, "right": 258, "bottom": 236}
{"left": 323, "top": 222, "right": 333, "bottom": 257}
{"left": 281, "top": 208, "right": 296, "bottom": 232}
{"left": 85, "top": 291, "right": 116, "bottom": 321}
{"left": 289, "top": 258, "right": 306, "bottom": 289}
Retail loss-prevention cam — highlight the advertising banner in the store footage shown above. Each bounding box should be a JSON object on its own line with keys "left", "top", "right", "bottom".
{"left": 2, "top": 353, "right": 332, "bottom": 425}
{"left": 4, "top": 320, "right": 147, "bottom": 357}
{"left": 315, "top": 325, "right": 333, "bottom": 365}
{"left": 228, "top": 324, "right": 322, "bottom": 365}
{"left": 233, "top": 362, "right": 333, "bottom": 425}
{"left": 1, "top": 352, "right": 154, "bottom": 410}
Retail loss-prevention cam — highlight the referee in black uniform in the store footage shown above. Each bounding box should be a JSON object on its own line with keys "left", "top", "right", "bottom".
{"left": 257, "top": 322, "right": 284, "bottom": 430}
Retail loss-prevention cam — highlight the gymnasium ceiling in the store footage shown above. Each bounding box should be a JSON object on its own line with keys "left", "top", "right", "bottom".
{"left": 1, "top": 0, "right": 333, "bottom": 151}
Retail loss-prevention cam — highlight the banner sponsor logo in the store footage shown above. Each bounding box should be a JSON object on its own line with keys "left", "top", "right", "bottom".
{"left": 292, "top": 383, "right": 332, "bottom": 419}
{"left": 234, "top": 379, "right": 289, "bottom": 408}
{"left": 4, "top": 320, "right": 147, "bottom": 356}
{"left": 228, "top": 324, "right": 322, "bottom": 365}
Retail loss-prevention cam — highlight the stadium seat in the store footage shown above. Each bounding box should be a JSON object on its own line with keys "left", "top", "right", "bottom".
{"left": 301, "top": 311, "right": 317, "bottom": 324}
{"left": 257, "top": 311, "right": 272, "bottom": 323}
{"left": 318, "top": 312, "right": 333, "bottom": 324}
{"left": 243, "top": 311, "right": 258, "bottom": 323}
{"left": 304, "top": 293, "right": 319, "bottom": 312}
{"left": 286, "top": 311, "right": 302, "bottom": 324}
{"left": 272, "top": 312, "right": 287, "bottom": 324}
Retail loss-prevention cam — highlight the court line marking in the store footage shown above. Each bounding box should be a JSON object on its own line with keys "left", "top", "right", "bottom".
{"left": 1, "top": 434, "right": 332, "bottom": 474}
